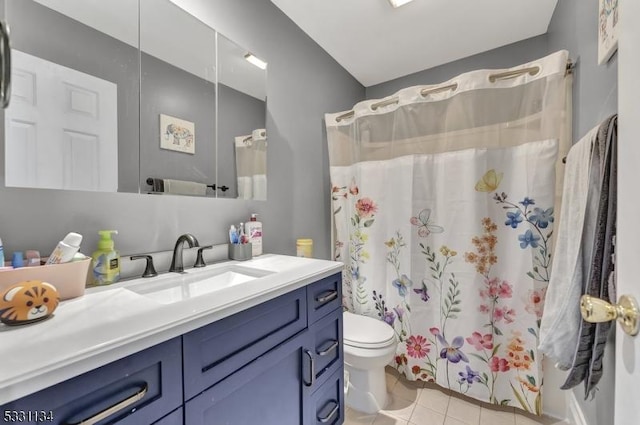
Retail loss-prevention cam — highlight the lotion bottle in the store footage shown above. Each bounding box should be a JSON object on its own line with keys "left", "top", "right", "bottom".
{"left": 245, "top": 213, "right": 263, "bottom": 256}
{"left": 92, "top": 230, "right": 120, "bottom": 285}
{"left": 45, "top": 232, "right": 83, "bottom": 265}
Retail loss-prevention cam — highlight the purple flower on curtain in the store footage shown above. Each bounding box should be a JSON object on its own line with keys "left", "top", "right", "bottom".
{"left": 413, "top": 280, "right": 430, "bottom": 302}
{"left": 504, "top": 210, "right": 523, "bottom": 228}
{"left": 392, "top": 274, "right": 413, "bottom": 297}
{"left": 520, "top": 197, "right": 535, "bottom": 207}
{"left": 437, "top": 335, "right": 469, "bottom": 363}
{"left": 518, "top": 229, "right": 540, "bottom": 249}
{"left": 383, "top": 311, "right": 396, "bottom": 326}
{"left": 458, "top": 365, "right": 481, "bottom": 384}
{"left": 529, "top": 207, "right": 554, "bottom": 228}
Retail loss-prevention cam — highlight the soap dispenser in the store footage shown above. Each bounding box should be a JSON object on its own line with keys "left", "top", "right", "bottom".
{"left": 92, "top": 230, "right": 120, "bottom": 285}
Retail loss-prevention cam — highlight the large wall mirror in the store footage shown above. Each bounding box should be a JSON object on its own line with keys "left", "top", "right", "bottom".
{"left": 2, "top": 0, "right": 268, "bottom": 199}
{"left": 217, "top": 34, "right": 267, "bottom": 201}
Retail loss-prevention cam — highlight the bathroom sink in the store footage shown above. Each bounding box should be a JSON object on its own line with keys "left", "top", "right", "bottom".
{"left": 125, "top": 265, "right": 274, "bottom": 304}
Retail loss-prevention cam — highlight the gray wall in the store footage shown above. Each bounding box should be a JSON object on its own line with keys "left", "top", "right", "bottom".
{"left": 0, "top": 0, "right": 365, "bottom": 260}
{"left": 366, "top": 34, "right": 550, "bottom": 99}
{"left": 217, "top": 83, "right": 266, "bottom": 199}
{"left": 367, "top": 2, "right": 618, "bottom": 424}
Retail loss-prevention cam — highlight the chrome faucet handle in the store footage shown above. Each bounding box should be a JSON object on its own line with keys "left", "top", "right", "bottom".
{"left": 194, "top": 245, "right": 213, "bottom": 268}
{"left": 130, "top": 255, "right": 158, "bottom": 278}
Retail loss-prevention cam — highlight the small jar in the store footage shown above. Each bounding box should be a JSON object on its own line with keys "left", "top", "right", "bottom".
{"left": 296, "top": 239, "right": 313, "bottom": 258}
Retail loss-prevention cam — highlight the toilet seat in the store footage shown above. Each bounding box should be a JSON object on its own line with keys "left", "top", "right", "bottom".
{"left": 343, "top": 311, "right": 396, "bottom": 349}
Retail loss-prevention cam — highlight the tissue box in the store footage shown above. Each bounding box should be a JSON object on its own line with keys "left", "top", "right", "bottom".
{"left": 0, "top": 257, "right": 91, "bottom": 301}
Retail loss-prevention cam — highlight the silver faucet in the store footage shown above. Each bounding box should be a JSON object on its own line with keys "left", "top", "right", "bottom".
{"left": 169, "top": 233, "right": 200, "bottom": 273}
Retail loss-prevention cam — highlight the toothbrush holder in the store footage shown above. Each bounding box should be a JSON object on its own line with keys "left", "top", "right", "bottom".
{"left": 229, "top": 243, "right": 253, "bottom": 261}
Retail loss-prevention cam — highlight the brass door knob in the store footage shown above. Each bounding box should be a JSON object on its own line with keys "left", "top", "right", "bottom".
{"left": 580, "top": 294, "right": 640, "bottom": 336}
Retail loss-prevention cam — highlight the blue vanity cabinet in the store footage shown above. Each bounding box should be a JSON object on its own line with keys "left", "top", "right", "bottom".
{"left": 0, "top": 337, "right": 183, "bottom": 425}
{"left": 304, "top": 277, "right": 344, "bottom": 425}
{"left": 184, "top": 272, "right": 344, "bottom": 425}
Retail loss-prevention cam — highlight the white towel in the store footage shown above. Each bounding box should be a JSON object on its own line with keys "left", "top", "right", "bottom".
{"left": 237, "top": 176, "right": 253, "bottom": 200}
{"left": 538, "top": 126, "right": 597, "bottom": 369}
{"left": 163, "top": 179, "right": 207, "bottom": 196}
{"left": 252, "top": 174, "right": 267, "bottom": 200}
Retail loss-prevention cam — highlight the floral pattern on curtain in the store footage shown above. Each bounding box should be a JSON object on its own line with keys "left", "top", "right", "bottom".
{"left": 326, "top": 51, "right": 571, "bottom": 414}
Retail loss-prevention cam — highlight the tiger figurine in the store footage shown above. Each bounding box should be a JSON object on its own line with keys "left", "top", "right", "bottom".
{"left": 0, "top": 280, "right": 60, "bottom": 325}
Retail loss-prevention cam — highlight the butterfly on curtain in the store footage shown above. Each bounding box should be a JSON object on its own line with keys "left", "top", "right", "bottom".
{"left": 413, "top": 280, "right": 430, "bottom": 302}
{"left": 410, "top": 209, "right": 444, "bottom": 237}
{"left": 474, "top": 169, "right": 503, "bottom": 192}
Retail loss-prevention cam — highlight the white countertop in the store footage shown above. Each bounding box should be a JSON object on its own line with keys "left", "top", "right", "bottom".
{"left": 0, "top": 254, "right": 343, "bottom": 405}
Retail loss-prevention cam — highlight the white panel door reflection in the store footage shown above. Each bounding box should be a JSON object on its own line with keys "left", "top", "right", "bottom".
{"left": 5, "top": 49, "right": 117, "bottom": 191}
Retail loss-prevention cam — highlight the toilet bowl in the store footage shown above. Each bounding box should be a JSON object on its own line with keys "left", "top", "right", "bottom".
{"left": 343, "top": 311, "right": 397, "bottom": 414}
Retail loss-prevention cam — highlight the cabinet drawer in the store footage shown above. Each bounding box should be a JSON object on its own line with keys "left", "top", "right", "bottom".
{"left": 307, "top": 273, "right": 342, "bottom": 324}
{"left": 1, "top": 337, "right": 182, "bottom": 425}
{"left": 183, "top": 287, "right": 307, "bottom": 400}
{"left": 309, "top": 309, "right": 343, "bottom": 389}
{"left": 306, "top": 368, "right": 344, "bottom": 425}
{"left": 185, "top": 332, "right": 306, "bottom": 425}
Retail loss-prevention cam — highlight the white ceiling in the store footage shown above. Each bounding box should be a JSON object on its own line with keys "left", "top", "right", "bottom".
{"left": 270, "top": 0, "right": 558, "bottom": 87}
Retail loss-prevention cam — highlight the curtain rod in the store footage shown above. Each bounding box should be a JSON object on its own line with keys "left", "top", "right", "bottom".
{"left": 334, "top": 60, "right": 575, "bottom": 123}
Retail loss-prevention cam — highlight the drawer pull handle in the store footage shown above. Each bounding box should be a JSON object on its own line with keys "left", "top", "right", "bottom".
{"left": 317, "top": 401, "right": 339, "bottom": 423}
{"left": 66, "top": 385, "right": 148, "bottom": 425}
{"left": 303, "top": 349, "right": 315, "bottom": 387}
{"left": 317, "top": 340, "right": 339, "bottom": 356}
{"left": 316, "top": 290, "right": 338, "bottom": 305}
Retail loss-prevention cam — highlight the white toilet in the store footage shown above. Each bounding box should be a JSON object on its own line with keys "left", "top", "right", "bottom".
{"left": 343, "top": 311, "right": 398, "bottom": 414}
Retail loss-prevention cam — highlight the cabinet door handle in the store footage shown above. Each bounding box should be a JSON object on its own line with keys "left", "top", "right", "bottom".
{"left": 317, "top": 340, "right": 339, "bottom": 357}
{"left": 0, "top": 20, "right": 11, "bottom": 109}
{"left": 315, "top": 290, "right": 338, "bottom": 305}
{"left": 317, "top": 400, "right": 339, "bottom": 423}
{"left": 303, "top": 349, "right": 315, "bottom": 387}
{"left": 65, "top": 385, "right": 148, "bottom": 425}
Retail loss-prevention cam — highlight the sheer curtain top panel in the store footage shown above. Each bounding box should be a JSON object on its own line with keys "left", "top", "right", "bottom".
{"left": 325, "top": 50, "right": 571, "bottom": 168}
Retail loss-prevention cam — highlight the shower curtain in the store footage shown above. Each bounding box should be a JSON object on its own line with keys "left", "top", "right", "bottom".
{"left": 326, "top": 51, "right": 572, "bottom": 413}
{"left": 234, "top": 132, "right": 267, "bottom": 200}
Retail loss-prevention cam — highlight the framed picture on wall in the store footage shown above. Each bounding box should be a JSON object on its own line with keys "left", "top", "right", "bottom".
{"left": 160, "top": 114, "right": 196, "bottom": 154}
{"left": 598, "top": 0, "right": 619, "bottom": 65}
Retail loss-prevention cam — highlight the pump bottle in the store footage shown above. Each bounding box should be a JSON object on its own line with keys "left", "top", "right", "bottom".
{"left": 245, "top": 213, "right": 263, "bottom": 256}
{"left": 92, "top": 230, "right": 120, "bottom": 285}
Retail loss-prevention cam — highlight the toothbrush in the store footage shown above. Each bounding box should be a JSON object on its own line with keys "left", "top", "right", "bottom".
{"left": 229, "top": 225, "right": 239, "bottom": 244}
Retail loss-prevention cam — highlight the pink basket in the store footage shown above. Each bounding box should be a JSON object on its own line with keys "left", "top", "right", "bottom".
{"left": 0, "top": 257, "right": 91, "bottom": 301}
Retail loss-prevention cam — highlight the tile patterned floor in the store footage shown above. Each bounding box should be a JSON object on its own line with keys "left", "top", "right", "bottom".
{"left": 344, "top": 368, "right": 572, "bottom": 425}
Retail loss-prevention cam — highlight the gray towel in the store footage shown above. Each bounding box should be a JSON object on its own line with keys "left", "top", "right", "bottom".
{"left": 561, "top": 114, "right": 617, "bottom": 397}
